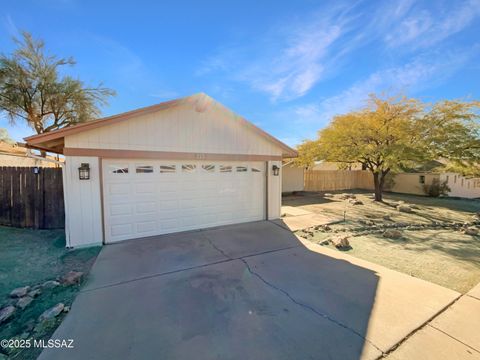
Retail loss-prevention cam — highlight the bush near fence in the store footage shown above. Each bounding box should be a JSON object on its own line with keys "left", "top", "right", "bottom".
{"left": 0, "top": 167, "right": 64, "bottom": 229}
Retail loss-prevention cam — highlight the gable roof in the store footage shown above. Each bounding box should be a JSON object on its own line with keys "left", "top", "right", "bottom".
{"left": 24, "top": 93, "right": 297, "bottom": 157}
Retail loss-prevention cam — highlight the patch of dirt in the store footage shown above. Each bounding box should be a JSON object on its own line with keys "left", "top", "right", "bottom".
{"left": 289, "top": 191, "right": 480, "bottom": 293}
{"left": 0, "top": 226, "right": 100, "bottom": 360}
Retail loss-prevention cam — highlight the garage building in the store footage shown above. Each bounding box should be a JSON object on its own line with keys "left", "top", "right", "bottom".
{"left": 25, "top": 93, "right": 297, "bottom": 247}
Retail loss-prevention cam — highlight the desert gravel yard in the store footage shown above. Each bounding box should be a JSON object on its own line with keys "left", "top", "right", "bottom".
{"left": 0, "top": 227, "right": 100, "bottom": 360}
{"left": 288, "top": 191, "right": 480, "bottom": 293}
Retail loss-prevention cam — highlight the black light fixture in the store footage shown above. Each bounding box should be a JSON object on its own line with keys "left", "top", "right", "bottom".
{"left": 78, "top": 163, "right": 90, "bottom": 180}
{"left": 272, "top": 165, "right": 280, "bottom": 176}
{"left": 33, "top": 167, "right": 40, "bottom": 175}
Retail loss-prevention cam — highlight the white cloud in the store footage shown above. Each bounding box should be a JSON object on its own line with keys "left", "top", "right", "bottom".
{"left": 317, "top": 51, "right": 473, "bottom": 121}
{"left": 198, "top": 4, "right": 360, "bottom": 101}
{"left": 385, "top": 0, "right": 480, "bottom": 48}
{"left": 3, "top": 14, "right": 19, "bottom": 37}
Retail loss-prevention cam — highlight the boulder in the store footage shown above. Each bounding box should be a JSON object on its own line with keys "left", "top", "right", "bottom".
{"left": 60, "top": 271, "right": 84, "bottom": 285}
{"left": 39, "top": 303, "right": 64, "bottom": 321}
{"left": 397, "top": 204, "right": 413, "bottom": 213}
{"left": 28, "top": 288, "right": 42, "bottom": 298}
{"left": 464, "top": 227, "right": 479, "bottom": 236}
{"left": 42, "top": 280, "right": 60, "bottom": 289}
{"left": 0, "top": 305, "right": 16, "bottom": 324}
{"left": 330, "top": 235, "right": 350, "bottom": 249}
{"left": 349, "top": 199, "right": 363, "bottom": 205}
{"left": 10, "top": 286, "right": 30, "bottom": 298}
{"left": 383, "top": 229, "right": 403, "bottom": 239}
{"left": 16, "top": 296, "right": 34, "bottom": 310}
{"left": 383, "top": 215, "right": 393, "bottom": 221}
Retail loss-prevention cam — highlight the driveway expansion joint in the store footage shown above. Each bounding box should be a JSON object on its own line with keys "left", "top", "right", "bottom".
{"left": 379, "top": 293, "right": 463, "bottom": 358}
{"left": 427, "top": 324, "right": 480, "bottom": 354}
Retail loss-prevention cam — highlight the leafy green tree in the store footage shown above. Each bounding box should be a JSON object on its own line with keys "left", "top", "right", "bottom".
{"left": 0, "top": 32, "right": 115, "bottom": 139}
{"left": 297, "top": 95, "right": 480, "bottom": 201}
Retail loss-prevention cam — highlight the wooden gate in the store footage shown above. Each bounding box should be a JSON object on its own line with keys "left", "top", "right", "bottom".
{"left": 0, "top": 167, "right": 65, "bottom": 229}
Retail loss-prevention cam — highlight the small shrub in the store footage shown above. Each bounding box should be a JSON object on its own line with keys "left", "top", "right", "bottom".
{"left": 423, "top": 178, "right": 450, "bottom": 197}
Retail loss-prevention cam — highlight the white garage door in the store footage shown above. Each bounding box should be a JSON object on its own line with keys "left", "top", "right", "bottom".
{"left": 102, "top": 159, "right": 266, "bottom": 243}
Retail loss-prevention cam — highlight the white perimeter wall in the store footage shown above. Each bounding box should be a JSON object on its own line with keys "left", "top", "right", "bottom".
{"left": 64, "top": 156, "right": 103, "bottom": 247}
{"left": 440, "top": 173, "right": 480, "bottom": 199}
{"left": 282, "top": 164, "right": 304, "bottom": 193}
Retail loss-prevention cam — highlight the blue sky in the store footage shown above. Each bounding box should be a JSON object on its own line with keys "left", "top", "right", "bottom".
{"left": 1, "top": 0, "right": 479, "bottom": 146}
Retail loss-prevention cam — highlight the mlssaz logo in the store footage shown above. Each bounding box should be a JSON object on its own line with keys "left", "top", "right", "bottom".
{"left": 34, "top": 339, "right": 74, "bottom": 349}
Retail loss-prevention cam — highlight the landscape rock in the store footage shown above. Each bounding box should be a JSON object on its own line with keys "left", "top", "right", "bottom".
{"left": 10, "top": 286, "right": 30, "bottom": 298}
{"left": 464, "top": 227, "right": 479, "bottom": 236}
{"left": 324, "top": 193, "right": 333, "bottom": 197}
{"left": 0, "top": 305, "right": 16, "bottom": 324}
{"left": 28, "top": 288, "right": 42, "bottom": 298}
{"left": 383, "top": 215, "right": 393, "bottom": 221}
{"left": 397, "top": 204, "right": 413, "bottom": 213}
{"left": 16, "top": 296, "right": 34, "bottom": 310}
{"left": 39, "top": 303, "right": 64, "bottom": 321}
{"left": 349, "top": 199, "right": 363, "bottom": 205}
{"left": 340, "top": 193, "right": 356, "bottom": 200}
{"left": 383, "top": 229, "right": 403, "bottom": 239}
{"left": 63, "top": 306, "right": 70, "bottom": 313}
{"left": 60, "top": 271, "right": 84, "bottom": 285}
{"left": 42, "top": 280, "right": 60, "bottom": 289}
{"left": 330, "top": 235, "right": 351, "bottom": 249}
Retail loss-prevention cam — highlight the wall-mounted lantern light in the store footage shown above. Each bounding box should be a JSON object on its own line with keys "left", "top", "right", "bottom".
{"left": 33, "top": 167, "right": 40, "bottom": 175}
{"left": 78, "top": 163, "right": 90, "bottom": 180}
{"left": 272, "top": 165, "right": 280, "bottom": 176}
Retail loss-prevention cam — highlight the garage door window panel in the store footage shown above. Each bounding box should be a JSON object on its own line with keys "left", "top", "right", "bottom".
{"left": 109, "top": 165, "right": 129, "bottom": 174}
{"left": 202, "top": 164, "right": 215, "bottom": 173}
{"left": 182, "top": 164, "right": 196, "bottom": 173}
{"left": 220, "top": 165, "right": 232, "bottom": 173}
{"left": 136, "top": 165, "right": 154, "bottom": 173}
{"left": 160, "top": 165, "right": 176, "bottom": 173}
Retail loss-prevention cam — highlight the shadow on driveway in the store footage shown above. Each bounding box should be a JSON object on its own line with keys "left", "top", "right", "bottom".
{"left": 39, "top": 221, "right": 458, "bottom": 360}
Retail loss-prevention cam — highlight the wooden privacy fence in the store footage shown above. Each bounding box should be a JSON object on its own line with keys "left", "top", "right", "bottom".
{"left": 304, "top": 170, "right": 374, "bottom": 192}
{"left": 0, "top": 167, "right": 65, "bottom": 229}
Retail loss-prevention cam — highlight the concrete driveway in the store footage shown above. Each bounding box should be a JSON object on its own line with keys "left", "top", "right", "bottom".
{"left": 40, "top": 221, "right": 459, "bottom": 360}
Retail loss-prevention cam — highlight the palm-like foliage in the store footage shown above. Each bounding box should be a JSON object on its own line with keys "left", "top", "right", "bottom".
{"left": 0, "top": 32, "right": 115, "bottom": 135}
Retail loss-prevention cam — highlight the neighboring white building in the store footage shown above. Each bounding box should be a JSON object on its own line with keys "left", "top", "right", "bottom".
{"left": 25, "top": 93, "right": 297, "bottom": 247}
{"left": 440, "top": 173, "right": 480, "bottom": 199}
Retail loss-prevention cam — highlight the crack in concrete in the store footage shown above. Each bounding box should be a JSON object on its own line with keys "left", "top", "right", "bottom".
{"left": 202, "top": 231, "right": 384, "bottom": 354}
{"left": 239, "top": 256, "right": 385, "bottom": 355}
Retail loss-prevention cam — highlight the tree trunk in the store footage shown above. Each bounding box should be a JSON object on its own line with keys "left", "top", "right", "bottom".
{"left": 372, "top": 172, "right": 383, "bottom": 201}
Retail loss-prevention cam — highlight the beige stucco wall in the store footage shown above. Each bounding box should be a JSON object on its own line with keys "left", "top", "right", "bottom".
{"left": 440, "top": 173, "right": 480, "bottom": 199}
{"left": 388, "top": 173, "right": 438, "bottom": 195}
{"left": 0, "top": 153, "right": 59, "bottom": 167}
{"left": 282, "top": 164, "right": 304, "bottom": 193}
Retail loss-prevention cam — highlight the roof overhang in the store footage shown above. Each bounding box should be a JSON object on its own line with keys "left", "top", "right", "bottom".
{"left": 24, "top": 93, "right": 298, "bottom": 158}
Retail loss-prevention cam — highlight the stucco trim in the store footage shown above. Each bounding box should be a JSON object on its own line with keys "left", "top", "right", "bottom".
{"left": 64, "top": 147, "right": 283, "bottom": 161}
